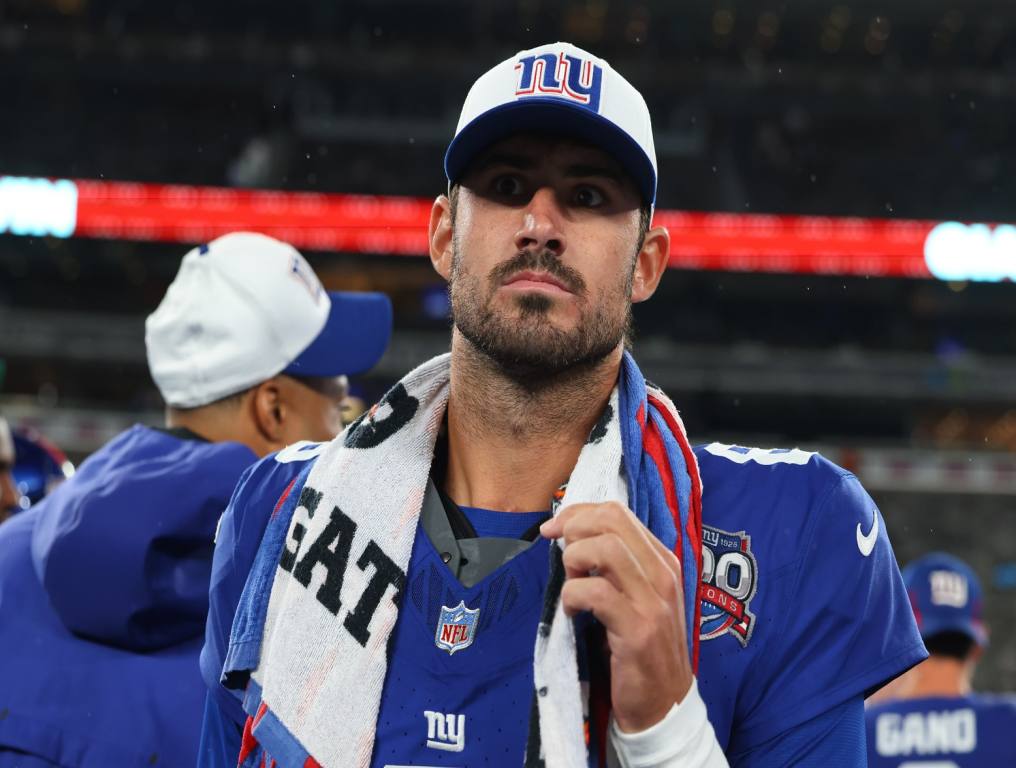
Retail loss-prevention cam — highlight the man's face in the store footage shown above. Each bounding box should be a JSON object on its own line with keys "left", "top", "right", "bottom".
{"left": 0, "top": 421, "right": 21, "bottom": 521}
{"left": 448, "top": 135, "right": 644, "bottom": 382}
{"left": 277, "top": 374, "right": 350, "bottom": 444}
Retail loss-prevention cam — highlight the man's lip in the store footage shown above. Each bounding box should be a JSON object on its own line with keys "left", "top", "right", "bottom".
{"left": 502, "top": 271, "right": 572, "bottom": 293}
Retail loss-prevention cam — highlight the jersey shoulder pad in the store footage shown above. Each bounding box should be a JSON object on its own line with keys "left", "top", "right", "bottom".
{"left": 273, "top": 440, "right": 329, "bottom": 465}
{"left": 233, "top": 441, "right": 325, "bottom": 513}
{"left": 695, "top": 442, "right": 852, "bottom": 503}
{"left": 695, "top": 442, "right": 847, "bottom": 476}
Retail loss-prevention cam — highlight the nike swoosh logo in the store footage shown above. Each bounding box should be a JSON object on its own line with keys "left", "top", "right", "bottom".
{"left": 856, "top": 509, "right": 879, "bottom": 557}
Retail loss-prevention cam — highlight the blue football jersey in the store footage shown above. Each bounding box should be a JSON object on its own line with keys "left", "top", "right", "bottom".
{"left": 371, "top": 524, "right": 550, "bottom": 767}
{"left": 866, "top": 694, "right": 1016, "bottom": 766}
{"left": 692, "top": 443, "right": 926, "bottom": 759}
{"left": 202, "top": 441, "right": 925, "bottom": 766}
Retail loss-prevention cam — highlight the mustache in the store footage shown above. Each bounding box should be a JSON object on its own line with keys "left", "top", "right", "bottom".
{"left": 489, "top": 249, "right": 587, "bottom": 296}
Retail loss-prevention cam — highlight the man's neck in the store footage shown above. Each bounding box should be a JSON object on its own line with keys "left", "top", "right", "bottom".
{"left": 164, "top": 406, "right": 265, "bottom": 457}
{"left": 897, "top": 656, "right": 974, "bottom": 699}
{"left": 443, "top": 331, "right": 621, "bottom": 513}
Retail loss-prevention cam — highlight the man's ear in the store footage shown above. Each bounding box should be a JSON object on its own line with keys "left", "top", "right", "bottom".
{"left": 970, "top": 643, "right": 986, "bottom": 665}
{"left": 251, "top": 378, "right": 286, "bottom": 447}
{"left": 430, "top": 194, "right": 454, "bottom": 281}
{"left": 631, "top": 224, "right": 670, "bottom": 303}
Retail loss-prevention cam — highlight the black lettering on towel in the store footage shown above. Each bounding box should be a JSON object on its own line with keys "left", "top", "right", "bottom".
{"left": 292, "top": 505, "right": 357, "bottom": 615}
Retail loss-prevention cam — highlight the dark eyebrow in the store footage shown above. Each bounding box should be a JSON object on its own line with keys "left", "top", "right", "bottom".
{"left": 563, "top": 164, "right": 625, "bottom": 185}
{"left": 471, "top": 152, "right": 538, "bottom": 173}
{"left": 469, "top": 152, "right": 630, "bottom": 190}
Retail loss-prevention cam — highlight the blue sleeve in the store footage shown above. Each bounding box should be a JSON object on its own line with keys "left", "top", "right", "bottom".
{"left": 197, "top": 693, "right": 244, "bottom": 768}
{"left": 199, "top": 443, "right": 323, "bottom": 729}
{"left": 731, "top": 473, "right": 927, "bottom": 750}
{"left": 730, "top": 697, "right": 865, "bottom": 767}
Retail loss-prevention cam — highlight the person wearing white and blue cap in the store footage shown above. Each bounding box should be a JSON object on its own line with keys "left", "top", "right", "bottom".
{"left": 0, "top": 232, "right": 392, "bottom": 768}
{"left": 866, "top": 553, "right": 1016, "bottom": 766}
{"left": 200, "top": 43, "right": 922, "bottom": 768}
{"left": 146, "top": 231, "right": 392, "bottom": 442}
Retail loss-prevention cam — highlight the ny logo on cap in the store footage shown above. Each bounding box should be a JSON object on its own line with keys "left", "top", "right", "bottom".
{"left": 514, "top": 51, "right": 602, "bottom": 113}
{"left": 930, "top": 570, "right": 969, "bottom": 608}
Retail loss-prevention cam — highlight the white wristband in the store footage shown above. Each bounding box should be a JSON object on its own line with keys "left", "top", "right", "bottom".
{"left": 608, "top": 679, "right": 729, "bottom": 768}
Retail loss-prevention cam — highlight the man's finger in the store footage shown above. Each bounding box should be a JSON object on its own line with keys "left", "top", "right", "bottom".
{"left": 562, "top": 533, "right": 652, "bottom": 599}
{"left": 543, "top": 503, "right": 649, "bottom": 552}
{"left": 559, "top": 574, "right": 635, "bottom": 623}
{"left": 539, "top": 502, "right": 594, "bottom": 540}
{"left": 545, "top": 502, "right": 682, "bottom": 603}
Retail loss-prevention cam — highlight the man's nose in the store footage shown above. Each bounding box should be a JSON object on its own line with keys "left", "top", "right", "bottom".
{"left": 514, "top": 187, "right": 567, "bottom": 257}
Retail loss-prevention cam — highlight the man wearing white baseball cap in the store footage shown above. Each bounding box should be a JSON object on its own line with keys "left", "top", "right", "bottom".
{"left": 0, "top": 232, "right": 391, "bottom": 768}
{"left": 203, "top": 42, "right": 921, "bottom": 768}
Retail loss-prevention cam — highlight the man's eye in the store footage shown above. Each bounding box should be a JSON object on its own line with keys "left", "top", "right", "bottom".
{"left": 492, "top": 175, "right": 524, "bottom": 196}
{"left": 574, "top": 186, "right": 605, "bottom": 207}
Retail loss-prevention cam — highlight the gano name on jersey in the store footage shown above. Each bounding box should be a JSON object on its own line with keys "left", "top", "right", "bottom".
{"left": 202, "top": 441, "right": 925, "bottom": 765}
{"left": 866, "top": 694, "right": 1016, "bottom": 767}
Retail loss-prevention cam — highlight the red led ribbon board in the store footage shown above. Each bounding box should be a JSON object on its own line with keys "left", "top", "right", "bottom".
{"left": 72, "top": 179, "right": 937, "bottom": 277}
{"left": 652, "top": 211, "right": 935, "bottom": 278}
{"left": 3, "top": 176, "right": 1013, "bottom": 281}
{"left": 73, "top": 180, "right": 434, "bottom": 256}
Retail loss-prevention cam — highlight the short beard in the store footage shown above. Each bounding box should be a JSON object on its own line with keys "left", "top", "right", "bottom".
{"left": 449, "top": 242, "right": 633, "bottom": 388}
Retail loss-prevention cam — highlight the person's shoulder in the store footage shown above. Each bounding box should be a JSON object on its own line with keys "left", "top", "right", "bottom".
{"left": 694, "top": 442, "right": 886, "bottom": 592}
{"left": 866, "top": 693, "right": 1016, "bottom": 718}
{"left": 963, "top": 693, "right": 1016, "bottom": 759}
{"left": 969, "top": 692, "right": 1016, "bottom": 718}
{"left": 694, "top": 442, "right": 848, "bottom": 483}
{"left": 208, "top": 441, "right": 327, "bottom": 619}
{"left": 864, "top": 697, "right": 910, "bottom": 718}
{"left": 694, "top": 442, "right": 855, "bottom": 525}
{"left": 96, "top": 424, "right": 256, "bottom": 482}
{"left": 231, "top": 440, "right": 327, "bottom": 513}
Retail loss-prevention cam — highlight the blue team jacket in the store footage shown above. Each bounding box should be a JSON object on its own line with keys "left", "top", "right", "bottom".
{"left": 0, "top": 425, "right": 255, "bottom": 768}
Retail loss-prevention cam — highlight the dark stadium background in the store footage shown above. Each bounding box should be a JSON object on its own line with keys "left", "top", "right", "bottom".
{"left": 2, "top": 0, "right": 1015, "bottom": 689}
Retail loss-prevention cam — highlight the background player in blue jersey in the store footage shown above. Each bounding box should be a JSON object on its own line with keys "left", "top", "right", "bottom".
{"left": 0, "top": 415, "right": 21, "bottom": 522}
{"left": 866, "top": 553, "right": 1016, "bottom": 766}
{"left": 202, "top": 43, "right": 925, "bottom": 768}
{"left": 0, "top": 233, "right": 391, "bottom": 768}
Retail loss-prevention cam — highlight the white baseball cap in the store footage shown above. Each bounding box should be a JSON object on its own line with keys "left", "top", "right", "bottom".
{"left": 445, "top": 41, "right": 657, "bottom": 207}
{"left": 145, "top": 232, "right": 392, "bottom": 408}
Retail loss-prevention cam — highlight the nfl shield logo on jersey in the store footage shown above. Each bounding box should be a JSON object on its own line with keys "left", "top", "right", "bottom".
{"left": 435, "top": 600, "right": 480, "bottom": 655}
{"left": 700, "top": 525, "right": 759, "bottom": 646}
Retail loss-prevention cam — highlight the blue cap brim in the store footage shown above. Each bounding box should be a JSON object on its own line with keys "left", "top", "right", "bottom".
{"left": 904, "top": 553, "right": 989, "bottom": 648}
{"left": 919, "top": 616, "right": 989, "bottom": 648}
{"left": 284, "top": 291, "right": 392, "bottom": 378}
{"left": 444, "top": 98, "right": 656, "bottom": 207}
